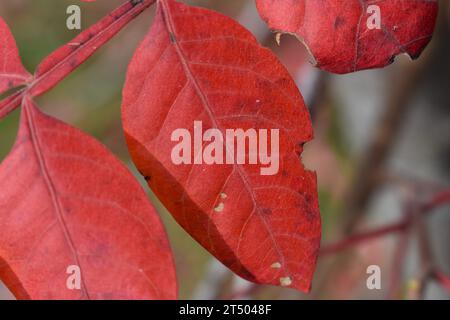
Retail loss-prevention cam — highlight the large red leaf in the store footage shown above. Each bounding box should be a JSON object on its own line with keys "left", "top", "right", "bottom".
{"left": 0, "top": 99, "right": 177, "bottom": 300}
{"left": 256, "top": 0, "right": 438, "bottom": 74}
{"left": 122, "top": 0, "right": 320, "bottom": 292}
{"left": 0, "top": 17, "right": 32, "bottom": 95}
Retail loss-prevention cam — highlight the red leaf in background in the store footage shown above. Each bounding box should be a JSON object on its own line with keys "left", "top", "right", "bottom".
{"left": 122, "top": 0, "right": 320, "bottom": 292}
{"left": 0, "top": 99, "right": 177, "bottom": 300}
{"left": 256, "top": 0, "right": 438, "bottom": 74}
{"left": 0, "top": 17, "right": 32, "bottom": 95}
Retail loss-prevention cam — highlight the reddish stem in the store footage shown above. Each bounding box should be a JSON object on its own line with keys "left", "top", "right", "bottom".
{"left": 320, "top": 220, "right": 408, "bottom": 255}
{"left": 0, "top": 89, "right": 24, "bottom": 118}
{"left": 386, "top": 228, "right": 410, "bottom": 299}
{"left": 0, "top": 0, "right": 156, "bottom": 120}
{"left": 433, "top": 270, "right": 450, "bottom": 292}
{"left": 421, "top": 189, "right": 450, "bottom": 212}
{"left": 320, "top": 189, "right": 450, "bottom": 256}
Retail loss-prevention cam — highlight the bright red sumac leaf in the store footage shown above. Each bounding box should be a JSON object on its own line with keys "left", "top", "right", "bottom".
{"left": 0, "top": 17, "right": 32, "bottom": 95}
{"left": 256, "top": 0, "right": 439, "bottom": 74}
{"left": 0, "top": 99, "right": 177, "bottom": 299}
{"left": 122, "top": 0, "right": 320, "bottom": 292}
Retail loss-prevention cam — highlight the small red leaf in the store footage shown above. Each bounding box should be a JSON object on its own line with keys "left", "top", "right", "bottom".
{"left": 0, "top": 17, "right": 32, "bottom": 94}
{"left": 256, "top": 0, "right": 439, "bottom": 74}
{"left": 122, "top": 0, "right": 320, "bottom": 292}
{"left": 0, "top": 99, "right": 177, "bottom": 300}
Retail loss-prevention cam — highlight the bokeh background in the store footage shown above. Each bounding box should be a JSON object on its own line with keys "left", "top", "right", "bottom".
{"left": 0, "top": 0, "right": 449, "bottom": 300}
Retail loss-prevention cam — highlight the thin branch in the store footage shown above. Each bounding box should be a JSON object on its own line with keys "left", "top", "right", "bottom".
{"left": 386, "top": 195, "right": 416, "bottom": 300}
{"left": 320, "top": 220, "right": 407, "bottom": 255}
{"left": 433, "top": 270, "right": 450, "bottom": 292}
{"left": 387, "top": 229, "right": 410, "bottom": 299}
{"left": 0, "top": 0, "right": 156, "bottom": 120}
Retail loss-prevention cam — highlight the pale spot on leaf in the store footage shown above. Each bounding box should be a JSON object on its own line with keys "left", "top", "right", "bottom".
{"left": 280, "top": 277, "right": 292, "bottom": 287}
{"left": 214, "top": 202, "right": 224, "bottom": 213}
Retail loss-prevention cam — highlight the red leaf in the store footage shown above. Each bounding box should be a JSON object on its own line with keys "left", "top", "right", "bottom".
{"left": 256, "top": 0, "right": 438, "bottom": 74}
{"left": 0, "top": 99, "right": 177, "bottom": 300}
{"left": 122, "top": 0, "right": 320, "bottom": 292}
{"left": 0, "top": 17, "right": 32, "bottom": 95}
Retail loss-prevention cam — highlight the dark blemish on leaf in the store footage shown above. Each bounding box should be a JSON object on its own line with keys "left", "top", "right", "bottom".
{"left": 255, "top": 79, "right": 272, "bottom": 91}
{"left": 305, "top": 193, "right": 312, "bottom": 204}
{"left": 130, "top": 0, "right": 144, "bottom": 6}
{"left": 302, "top": 194, "right": 316, "bottom": 222}
{"left": 144, "top": 175, "right": 151, "bottom": 182}
{"left": 275, "top": 77, "right": 290, "bottom": 87}
{"left": 69, "top": 59, "right": 78, "bottom": 68}
{"left": 169, "top": 32, "right": 176, "bottom": 43}
{"left": 334, "top": 16, "right": 345, "bottom": 29}
{"left": 388, "top": 55, "right": 396, "bottom": 64}
{"left": 261, "top": 208, "right": 272, "bottom": 216}
{"left": 305, "top": 208, "right": 316, "bottom": 222}
{"left": 281, "top": 169, "right": 288, "bottom": 177}
{"left": 93, "top": 243, "right": 109, "bottom": 256}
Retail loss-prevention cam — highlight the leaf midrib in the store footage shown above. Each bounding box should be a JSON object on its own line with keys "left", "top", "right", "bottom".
{"left": 24, "top": 101, "right": 90, "bottom": 299}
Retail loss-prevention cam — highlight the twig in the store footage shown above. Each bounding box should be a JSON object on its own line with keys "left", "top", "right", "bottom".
{"left": 320, "top": 220, "right": 408, "bottom": 255}
{"left": 386, "top": 193, "right": 419, "bottom": 300}
{"left": 0, "top": 0, "right": 156, "bottom": 119}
